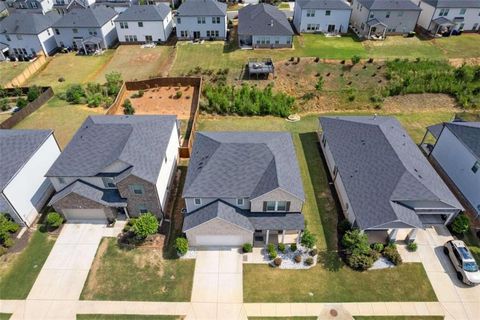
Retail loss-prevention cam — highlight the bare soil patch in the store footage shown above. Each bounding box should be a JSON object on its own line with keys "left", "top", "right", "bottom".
{"left": 449, "top": 57, "right": 480, "bottom": 67}
{"left": 382, "top": 93, "right": 460, "bottom": 113}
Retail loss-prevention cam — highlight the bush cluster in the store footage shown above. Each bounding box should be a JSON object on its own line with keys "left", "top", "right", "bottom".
{"left": 175, "top": 237, "right": 189, "bottom": 256}
{"left": 202, "top": 83, "right": 294, "bottom": 117}
{"left": 267, "top": 243, "right": 277, "bottom": 259}
{"left": 46, "top": 212, "right": 63, "bottom": 230}
{"left": 301, "top": 229, "right": 316, "bottom": 249}
{"left": 341, "top": 229, "right": 376, "bottom": 271}
{"left": 123, "top": 99, "right": 135, "bottom": 115}
{"left": 132, "top": 212, "right": 158, "bottom": 239}
{"left": 451, "top": 214, "right": 470, "bottom": 234}
{"left": 383, "top": 244, "right": 402, "bottom": 265}
{"left": 278, "top": 243, "right": 286, "bottom": 253}
{"left": 407, "top": 242, "right": 418, "bottom": 252}
{"left": 290, "top": 243, "right": 297, "bottom": 252}
{"left": 242, "top": 243, "right": 252, "bottom": 253}
{"left": 0, "top": 213, "right": 19, "bottom": 249}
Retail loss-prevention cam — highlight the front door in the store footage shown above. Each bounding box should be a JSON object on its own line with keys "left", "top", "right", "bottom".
{"left": 193, "top": 31, "right": 201, "bottom": 39}
{"left": 328, "top": 24, "right": 335, "bottom": 32}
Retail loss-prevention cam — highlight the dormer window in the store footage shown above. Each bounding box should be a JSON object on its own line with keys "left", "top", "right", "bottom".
{"left": 237, "top": 198, "right": 244, "bottom": 206}
{"left": 472, "top": 161, "right": 480, "bottom": 174}
{"left": 264, "top": 201, "right": 289, "bottom": 212}
{"left": 194, "top": 198, "right": 202, "bottom": 205}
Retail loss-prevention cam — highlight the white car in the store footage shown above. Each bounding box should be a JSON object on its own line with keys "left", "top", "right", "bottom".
{"left": 444, "top": 240, "right": 480, "bottom": 286}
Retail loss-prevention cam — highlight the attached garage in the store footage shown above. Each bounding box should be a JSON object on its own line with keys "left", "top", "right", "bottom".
{"left": 193, "top": 234, "right": 248, "bottom": 247}
{"left": 62, "top": 208, "right": 107, "bottom": 222}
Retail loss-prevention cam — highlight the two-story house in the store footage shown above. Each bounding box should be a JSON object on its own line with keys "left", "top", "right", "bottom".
{"left": 52, "top": 6, "right": 118, "bottom": 51}
{"left": 175, "top": 0, "right": 227, "bottom": 40}
{"left": 182, "top": 132, "right": 305, "bottom": 247}
{"left": 293, "top": 0, "right": 352, "bottom": 34}
{"left": 46, "top": 115, "right": 180, "bottom": 223}
{"left": 350, "top": 0, "right": 422, "bottom": 39}
{"left": 417, "top": 0, "right": 480, "bottom": 35}
{"left": 8, "top": 0, "right": 54, "bottom": 14}
{"left": 422, "top": 122, "right": 480, "bottom": 219}
{"left": 53, "top": 0, "right": 96, "bottom": 14}
{"left": 0, "top": 11, "right": 60, "bottom": 58}
{"left": 115, "top": 4, "right": 173, "bottom": 43}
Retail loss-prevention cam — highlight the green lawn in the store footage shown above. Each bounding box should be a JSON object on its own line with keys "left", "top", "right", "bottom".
{"left": 0, "top": 62, "right": 30, "bottom": 86}
{"left": 363, "top": 37, "right": 443, "bottom": 59}
{"left": 432, "top": 34, "right": 480, "bottom": 59}
{"left": 77, "top": 315, "right": 180, "bottom": 320}
{"left": 80, "top": 238, "right": 195, "bottom": 301}
{"left": 355, "top": 317, "right": 444, "bottom": 320}
{"left": 250, "top": 318, "right": 316, "bottom": 320}
{"left": 0, "top": 229, "right": 56, "bottom": 299}
{"left": 0, "top": 314, "right": 11, "bottom": 320}
{"left": 277, "top": 3, "right": 290, "bottom": 9}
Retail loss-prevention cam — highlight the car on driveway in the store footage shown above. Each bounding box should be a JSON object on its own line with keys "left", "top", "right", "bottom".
{"left": 444, "top": 240, "right": 480, "bottom": 286}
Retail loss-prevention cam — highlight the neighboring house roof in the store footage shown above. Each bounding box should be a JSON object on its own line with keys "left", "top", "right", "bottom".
{"left": 176, "top": 0, "right": 226, "bottom": 17}
{"left": 183, "top": 131, "right": 304, "bottom": 200}
{"left": 422, "top": 0, "right": 480, "bottom": 8}
{"left": 426, "top": 123, "right": 444, "bottom": 139}
{"left": 183, "top": 199, "right": 305, "bottom": 231}
{"left": 0, "top": 12, "right": 60, "bottom": 35}
{"left": 431, "top": 16, "right": 456, "bottom": 25}
{"left": 238, "top": 3, "right": 294, "bottom": 36}
{"left": 46, "top": 115, "right": 177, "bottom": 184}
{"left": 357, "top": 0, "right": 421, "bottom": 10}
{"left": 367, "top": 18, "right": 387, "bottom": 26}
{"left": 0, "top": 129, "right": 53, "bottom": 191}
{"left": 115, "top": 4, "right": 170, "bottom": 21}
{"left": 49, "top": 180, "right": 127, "bottom": 207}
{"left": 319, "top": 116, "right": 463, "bottom": 230}
{"left": 444, "top": 122, "right": 480, "bottom": 159}
{"left": 297, "top": 0, "right": 351, "bottom": 10}
{"left": 53, "top": 7, "right": 117, "bottom": 28}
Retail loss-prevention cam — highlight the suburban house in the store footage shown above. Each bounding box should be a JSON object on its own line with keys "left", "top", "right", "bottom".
{"left": 417, "top": 0, "right": 480, "bottom": 35}
{"left": 53, "top": 0, "right": 96, "bottom": 14}
{"left": 293, "top": 0, "right": 352, "bottom": 34}
{"left": 182, "top": 132, "right": 305, "bottom": 247}
{"left": 0, "top": 12, "right": 60, "bottom": 59}
{"left": 238, "top": 3, "right": 294, "bottom": 48}
{"left": 115, "top": 4, "right": 173, "bottom": 44}
{"left": 350, "top": 0, "right": 422, "bottom": 39}
{"left": 0, "top": 130, "right": 61, "bottom": 227}
{"left": 319, "top": 116, "right": 463, "bottom": 243}
{"left": 8, "top": 0, "right": 54, "bottom": 14}
{"left": 52, "top": 6, "right": 118, "bottom": 51}
{"left": 175, "top": 0, "right": 227, "bottom": 40}
{"left": 46, "top": 115, "right": 179, "bottom": 223}
{"left": 422, "top": 122, "right": 480, "bottom": 219}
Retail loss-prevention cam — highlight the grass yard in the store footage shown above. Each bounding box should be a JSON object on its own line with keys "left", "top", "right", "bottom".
{"left": 277, "top": 3, "right": 291, "bottom": 9}
{"left": 80, "top": 238, "right": 195, "bottom": 301}
{"left": 432, "top": 34, "right": 480, "bottom": 59}
{"left": 0, "top": 314, "right": 11, "bottom": 320}
{"left": 250, "top": 318, "right": 316, "bottom": 320}
{"left": 77, "top": 315, "right": 180, "bottom": 320}
{"left": 363, "top": 37, "right": 443, "bottom": 59}
{"left": 0, "top": 229, "right": 56, "bottom": 299}
{"left": 95, "top": 45, "right": 175, "bottom": 82}
{"left": 0, "top": 62, "right": 29, "bottom": 86}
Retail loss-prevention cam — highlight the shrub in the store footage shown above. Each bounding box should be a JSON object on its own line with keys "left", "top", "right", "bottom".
{"left": 123, "top": 99, "right": 135, "bottom": 115}
{"left": 0, "top": 214, "right": 19, "bottom": 244}
{"left": 451, "top": 214, "right": 470, "bottom": 234}
{"left": 278, "top": 243, "right": 286, "bottom": 253}
{"left": 273, "top": 257, "right": 282, "bottom": 266}
{"left": 66, "top": 84, "right": 86, "bottom": 104}
{"left": 46, "top": 212, "right": 63, "bottom": 229}
{"left": 290, "top": 243, "right": 297, "bottom": 252}
{"left": 370, "top": 249, "right": 381, "bottom": 261}
{"left": 347, "top": 252, "right": 374, "bottom": 270}
{"left": 243, "top": 243, "right": 253, "bottom": 253}
{"left": 0, "top": 246, "right": 7, "bottom": 256}
{"left": 3, "top": 237, "right": 14, "bottom": 248}
{"left": 105, "top": 71, "right": 123, "bottom": 96}
{"left": 302, "top": 92, "right": 315, "bottom": 100}
{"left": 175, "top": 237, "right": 188, "bottom": 255}
{"left": 294, "top": 254, "right": 302, "bottom": 263}
{"left": 175, "top": 91, "right": 183, "bottom": 99}
{"left": 131, "top": 90, "right": 144, "bottom": 98}
{"left": 309, "top": 248, "right": 318, "bottom": 256}
{"left": 305, "top": 257, "right": 314, "bottom": 266}
{"left": 301, "top": 229, "right": 316, "bottom": 248}
{"left": 351, "top": 55, "right": 361, "bottom": 65}
{"left": 132, "top": 212, "right": 158, "bottom": 239}
{"left": 371, "top": 242, "right": 384, "bottom": 253}
{"left": 0, "top": 98, "right": 8, "bottom": 111}
{"left": 27, "top": 86, "right": 41, "bottom": 102}
{"left": 16, "top": 97, "right": 28, "bottom": 109}
{"left": 87, "top": 93, "right": 103, "bottom": 108}
{"left": 269, "top": 249, "right": 278, "bottom": 259}
{"left": 407, "top": 242, "right": 418, "bottom": 252}
{"left": 342, "top": 229, "right": 371, "bottom": 255}
{"left": 315, "top": 76, "right": 324, "bottom": 91}
{"left": 383, "top": 244, "right": 402, "bottom": 265}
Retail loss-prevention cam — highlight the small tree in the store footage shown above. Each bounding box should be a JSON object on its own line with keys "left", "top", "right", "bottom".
{"left": 451, "top": 214, "right": 470, "bottom": 234}
{"left": 242, "top": 243, "right": 253, "bottom": 253}
{"left": 132, "top": 212, "right": 158, "bottom": 239}
{"left": 315, "top": 76, "right": 324, "bottom": 91}
{"left": 0, "top": 214, "right": 19, "bottom": 244}
{"left": 351, "top": 55, "right": 361, "bottom": 65}
{"left": 342, "top": 229, "right": 370, "bottom": 255}
{"left": 16, "top": 97, "right": 28, "bottom": 109}
{"left": 105, "top": 71, "right": 123, "bottom": 96}
{"left": 123, "top": 99, "right": 135, "bottom": 115}
{"left": 46, "top": 212, "right": 63, "bottom": 229}
{"left": 66, "top": 84, "right": 86, "bottom": 104}
{"left": 175, "top": 237, "right": 189, "bottom": 255}
{"left": 27, "top": 86, "right": 41, "bottom": 102}
{"left": 301, "top": 229, "right": 316, "bottom": 248}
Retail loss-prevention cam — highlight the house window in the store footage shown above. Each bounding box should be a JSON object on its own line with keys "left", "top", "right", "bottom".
{"left": 31, "top": 2, "right": 38, "bottom": 8}
{"left": 386, "top": 11, "right": 391, "bottom": 18}
{"left": 47, "top": 29, "right": 51, "bottom": 36}
{"left": 138, "top": 204, "right": 149, "bottom": 214}
{"left": 472, "top": 161, "right": 480, "bottom": 173}
{"left": 129, "top": 184, "right": 144, "bottom": 195}
{"left": 369, "top": 13, "right": 374, "bottom": 19}
{"left": 138, "top": 22, "right": 143, "bottom": 27}
{"left": 88, "top": 29, "right": 97, "bottom": 36}
{"left": 212, "top": 16, "right": 220, "bottom": 24}
{"left": 73, "top": 28, "right": 78, "bottom": 33}
{"left": 237, "top": 198, "right": 244, "bottom": 206}
{"left": 459, "top": 23, "right": 465, "bottom": 30}
{"left": 55, "top": 28, "right": 60, "bottom": 35}
{"left": 120, "top": 22, "right": 128, "bottom": 29}
{"left": 306, "top": 9, "right": 315, "bottom": 17}
{"left": 276, "top": 201, "right": 287, "bottom": 211}
{"left": 325, "top": 10, "right": 331, "bottom": 16}
{"left": 275, "top": 37, "right": 280, "bottom": 44}
{"left": 197, "top": 17, "right": 205, "bottom": 24}
{"left": 125, "top": 35, "right": 138, "bottom": 42}
{"left": 286, "top": 38, "right": 291, "bottom": 44}
{"left": 102, "top": 177, "right": 115, "bottom": 188}
{"left": 264, "top": 201, "right": 289, "bottom": 212}
{"left": 265, "top": 201, "right": 276, "bottom": 211}
{"left": 194, "top": 198, "right": 202, "bottom": 205}
{"left": 180, "top": 30, "right": 187, "bottom": 37}
{"left": 177, "top": 17, "right": 181, "bottom": 24}
{"left": 439, "top": 8, "right": 449, "bottom": 16}
{"left": 459, "top": 8, "right": 466, "bottom": 15}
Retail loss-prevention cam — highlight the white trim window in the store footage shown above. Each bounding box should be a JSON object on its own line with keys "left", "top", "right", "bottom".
{"left": 120, "top": 22, "right": 129, "bottom": 29}
{"left": 194, "top": 198, "right": 202, "bottom": 205}
{"left": 439, "top": 8, "right": 449, "bottom": 16}
{"left": 264, "top": 201, "right": 288, "bottom": 212}
{"left": 129, "top": 184, "right": 144, "bottom": 195}
{"left": 197, "top": 17, "right": 206, "bottom": 24}
{"left": 306, "top": 9, "right": 315, "bottom": 17}
{"left": 237, "top": 198, "right": 244, "bottom": 206}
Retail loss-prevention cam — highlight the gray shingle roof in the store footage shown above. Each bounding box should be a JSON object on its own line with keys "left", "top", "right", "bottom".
{"left": 49, "top": 180, "right": 127, "bottom": 207}
{"left": 115, "top": 4, "right": 171, "bottom": 22}
{"left": 183, "top": 199, "right": 305, "bottom": 231}
{"left": 431, "top": 16, "right": 456, "bottom": 25}
{"left": 445, "top": 122, "right": 480, "bottom": 159}
{"left": 0, "top": 129, "right": 53, "bottom": 191}
{"left": 46, "top": 115, "right": 177, "bottom": 184}
{"left": 53, "top": 7, "right": 118, "bottom": 28}
{"left": 422, "top": 0, "right": 480, "bottom": 8}
{"left": 177, "top": 0, "right": 227, "bottom": 17}
{"left": 238, "top": 3, "right": 294, "bottom": 36}
{"left": 427, "top": 123, "right": 444, "bottom": 138}
{"left": 297, "top": 0, "right": 351, "bottom": 10}
{"left": 183, "top": 132, "right": 304, "bottom": 200}
{"left": 358, "top": 0, "right": 421, "bottom": 10}
{"left": 319, "top": 116, "right": 463, "bottom": 230}
{"left": 0, "top": 12, "right": 60, "bottom": 35}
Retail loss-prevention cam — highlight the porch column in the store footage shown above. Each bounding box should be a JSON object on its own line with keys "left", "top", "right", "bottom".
{"left": 282, "top": 230, "right": 285, "bottom": 244}
{"left": 265, "top": 229, "right": 270, "bottom": 245}
{"left": 297, "top": 230, "right": 301, "bottom": 245}
{"left": 435, "top": 24, "right": 441, "bottom": 35}
{"left": 382, "top": 27, "right": 387, "bottom": 39}
{"left": 368, "top": 26, "right": 372, "bottom": 39}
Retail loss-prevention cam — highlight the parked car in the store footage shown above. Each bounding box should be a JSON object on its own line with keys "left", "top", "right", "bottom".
{"left": 444, "top": 240, "right": 480, "bottom": 286}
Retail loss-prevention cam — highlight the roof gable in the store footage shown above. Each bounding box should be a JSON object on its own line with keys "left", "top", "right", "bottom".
{"left": 54, "top": 7, "right": 117, "bottom": 28}
{"left": 358, "top": 0, "right": 421, "bottom": 10}
{"left": 445, "top": 122, "right": 480, "bottom": 159}
{"left": 177, "top": 0, "right": 227, "bottom": 17}
{"left": 297, "top": 0, "right": 351, "bottom": 10}
{"left": 238, "top": 3, "right": 294, "bottom": 36}
{"left": 115, "top": 4, "right": 171, "bottom": 22}
{"left": 0, "top": 12, "right": 60, "bottom": 35}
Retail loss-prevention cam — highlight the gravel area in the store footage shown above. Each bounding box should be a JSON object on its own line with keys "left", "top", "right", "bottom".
{"left": 267, "top": 245, "right": 317, "bottom": 269}
{"left": 369, "top": 257, "right": 395, "bottom": 270}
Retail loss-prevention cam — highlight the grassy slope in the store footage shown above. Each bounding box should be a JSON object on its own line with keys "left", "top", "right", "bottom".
{"left": 0, "top": 62, "right": 29, "bottom": 86}
{"left": 77, "top": 315, "right": 179, "bottom": 320}
{"left": 0, "top": 230, "right": 56, "bottom": 299}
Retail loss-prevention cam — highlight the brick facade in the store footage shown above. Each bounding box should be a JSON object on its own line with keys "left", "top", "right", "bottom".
{"left": 52, "top": 193, "right": 117, "bottom": 221}
{"left": 117, "top": 175, "right": 162, "bottom": 218}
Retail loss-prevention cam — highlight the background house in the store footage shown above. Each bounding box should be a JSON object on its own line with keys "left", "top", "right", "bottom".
{"left": 423, "top": 122, "right": 480, "bottom": 219}
{"left": 8, "top": 0, "right": 53, "bottom": 14}
{"left": 238, "top": 3, "right": 294, "bottom": 49}
{"left": 182, "top": 132, "right": 305, "bottom": 247}
{"left": 293, "top": 0, "right": 352, "bottom": 34}
{"left": 52, "top": 6, "right": 118, "bottom": 51}
{"left": 350, "top": 0, "right": 422, "bottom": 39}
{"left": 115, "top": 4, "right": 173, "bottom": 43}
{"left": 46, "top": 115, "right": 179, "bottom": 222}
{"left": 417, "top": 0, "right": 480, "bottom": 35}
{"left": 0, "top": 11, "right": 60, "bottom": 59}
{"left": 0, "top": 130, "right": 61, "bottom": 227}
{"left": 175, "top": 0, "right": 227, "bottom": 40}
{"left": 319, "top": 116, "right": 463, "bottom": 243}
{"left": 53, "top": 0, "right": 96, "bottom": 14}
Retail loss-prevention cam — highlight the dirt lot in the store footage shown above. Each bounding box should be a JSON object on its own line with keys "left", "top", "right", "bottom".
{"left": 120, "top": 86, "right": 195, "bottom": 119}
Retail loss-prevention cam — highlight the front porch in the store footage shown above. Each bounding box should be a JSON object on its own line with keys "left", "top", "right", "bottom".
{"left": 366, "top": 19, "right": 387, "bottom": 40}
{"left": 429, "top": 17, "right": 456, "bottom": 37}
{"left": 253, "top": 229, "right": 302, "bottom": 247}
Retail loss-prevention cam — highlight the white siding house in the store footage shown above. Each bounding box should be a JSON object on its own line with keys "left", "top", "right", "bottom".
{"left": 175, "top": 0, "right": 227, "bottom": 40}
{"left": 417, "top": 0, "right": 480, "bottom": 35}
{"left": 293, "top": 0, "right": 352, "bottom": 34}
{"left": 53, "top": 0, "right": 96, "bottom": 14}
{"left": 0, "top": 130, "right": 61, "bottom": 227}
{"left": 115, "top": 5, "right": 173, "bottom": 43}
{"left": 10, "top": 0, "right": 54, "bottom": 14}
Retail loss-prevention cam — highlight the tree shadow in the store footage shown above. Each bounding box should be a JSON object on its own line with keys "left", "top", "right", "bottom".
{"left": 318, "top": 250, "right": 344, "bottom": 272}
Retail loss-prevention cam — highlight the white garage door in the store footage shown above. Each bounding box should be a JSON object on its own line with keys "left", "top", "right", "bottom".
{"left": 62, "top": 208, "right": 107, "bottom": 222}
{"left": 194, "top": 235, "right": 245, "bottom": 246}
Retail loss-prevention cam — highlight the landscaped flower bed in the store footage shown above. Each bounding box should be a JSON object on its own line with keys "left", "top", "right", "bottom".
{"left": 265, "top": 243, "right": 318, "bottom": 270}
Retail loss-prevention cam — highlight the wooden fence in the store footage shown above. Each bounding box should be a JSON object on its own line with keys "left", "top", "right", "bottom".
{"left": 4, "top": 54, "right": 48, "bottom": 88}
{"left": 0, "top": 87, "right": 53, "bottom": 129}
